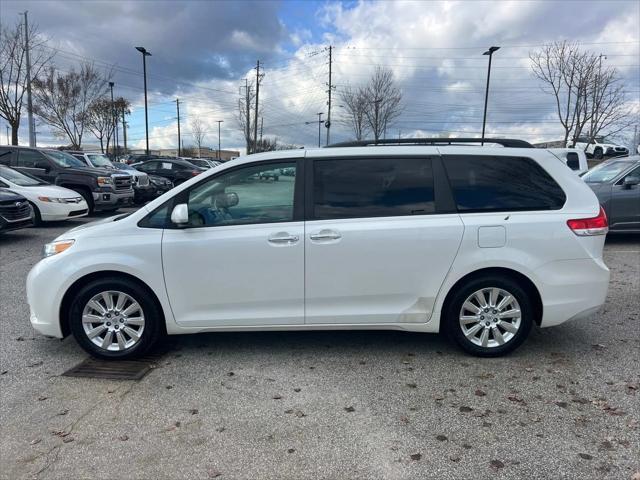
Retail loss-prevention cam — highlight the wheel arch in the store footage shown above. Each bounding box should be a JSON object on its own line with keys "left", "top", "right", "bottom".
{"left": 439, "top": 267, "right": 543, "bottom": 327}
{"left": 59, "top": 270, "right": 167, "bottom": 337}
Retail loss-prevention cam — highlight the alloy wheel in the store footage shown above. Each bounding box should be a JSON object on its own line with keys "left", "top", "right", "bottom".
{"left": 458, "top": 287, "right": 522, "bottom": 348}
{"left": 81, "top": 290, "right": 145, "bottom": 351}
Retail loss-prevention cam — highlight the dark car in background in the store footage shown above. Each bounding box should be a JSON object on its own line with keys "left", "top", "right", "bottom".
{"left": 583, "top": 156, "right": 640, "bottom": 233}
{"left": 113, "top": 163, "right": 173, "bottom": 203}
{"left": 0, "top": 189, "right": 33, "bottom": 233}
{"left": 132, "top": 158, "right": 206, "bottom": 186}
{"left": 0, "top": 146, "right": 134, "bottom": 213}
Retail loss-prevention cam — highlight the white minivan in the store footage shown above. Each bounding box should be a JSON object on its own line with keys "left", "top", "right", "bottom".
{"left": 26, "top": 139, "right": 610, "bottom": 359}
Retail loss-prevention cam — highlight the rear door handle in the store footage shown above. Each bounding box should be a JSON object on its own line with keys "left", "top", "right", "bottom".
{"left": 268, "top": 232, "right": 299, "bottom": 245}
{"left": 309, "top": 229, "right": 341, "bottom": 241}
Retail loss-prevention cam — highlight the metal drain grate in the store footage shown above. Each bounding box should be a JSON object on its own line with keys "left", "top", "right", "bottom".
{"left": 62, "top": 346, "right": 171, "bottom": 380}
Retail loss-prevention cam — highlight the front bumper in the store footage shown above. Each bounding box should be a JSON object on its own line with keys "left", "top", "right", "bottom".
{"left": 93, "top": 190, "right": 134, "bottom": 210}
{"left": 0, "top": 215, "right": 33, "bottom": 232}
{"left": 39, "top": 201, "right": 89, "bottom": 221}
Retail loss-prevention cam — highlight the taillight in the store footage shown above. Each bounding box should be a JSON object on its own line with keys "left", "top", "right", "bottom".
{"left": 191, "top": 170, "right": 201, "bottom": 176}
{"left": 567, "top": 206, "right": 608, "bottom": 236}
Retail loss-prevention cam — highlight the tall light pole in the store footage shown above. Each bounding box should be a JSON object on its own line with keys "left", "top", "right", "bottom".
{"left": 216, "top": 120, "right": 224, "bottom": 159}
{"left": 305, "top": 113, "right": 323, "bottom": 147}
{"left": 175, "top": 99, "right": 181, "bottom": 157}
{"left": 135, "top": 46, "right": 151, "bottom": 155}
{"left": 481, "top": 46, "right": 500, "bottom": 145}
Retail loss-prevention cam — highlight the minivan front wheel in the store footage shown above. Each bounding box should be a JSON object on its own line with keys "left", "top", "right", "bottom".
{"left": 69, "top": 277, "right": 162, "bottom": 360}
{"left": 445, "top": 276, "right": 533, "bottom": 357}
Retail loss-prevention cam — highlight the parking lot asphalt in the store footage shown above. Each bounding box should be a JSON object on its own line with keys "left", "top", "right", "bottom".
{"left": 0, "top": 211, "right": 638, "bottom": 480}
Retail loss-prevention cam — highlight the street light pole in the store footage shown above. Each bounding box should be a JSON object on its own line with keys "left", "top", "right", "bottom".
{"left": 216, "top": 120, "right": 224, "bottom": 159}
{"left": 135, "top": 46, "right": 152, "bottom": 155}
{"left": 481, "top": 46, "right": 500, "bottom": 145}
{"left": 305, "top": 113, "right": 323, "bottom": 147}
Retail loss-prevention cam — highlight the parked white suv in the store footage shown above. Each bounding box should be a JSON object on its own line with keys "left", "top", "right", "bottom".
{"left": 27, "top": 138, "right": 610, "bottom": 359}
{"left": 568, "top": 136, "right": 629, "bottom": 159}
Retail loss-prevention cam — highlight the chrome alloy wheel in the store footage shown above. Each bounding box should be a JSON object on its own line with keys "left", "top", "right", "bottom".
{"left": 81, "top": 291, "right": 145, "bottom": 351}
{"left": 459, "top": 287, "right": 522, "bottom": 348}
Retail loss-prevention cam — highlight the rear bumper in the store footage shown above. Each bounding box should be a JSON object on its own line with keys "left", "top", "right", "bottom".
{"left": 535, "top": 257, "right": 610, "bottom": 327}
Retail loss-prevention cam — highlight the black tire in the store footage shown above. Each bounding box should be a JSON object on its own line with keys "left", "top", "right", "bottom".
{"left": 75, "top": 187, "right": 95, "bottom": 214}
{"left": 594, "top": 148, "right": 603, "bottom": 160}
{"left": 69, "top": 276, "right": 163, "bottom": 360}
{"left": 444, "top": 275, "right": 533, "bottom": 357}
{"left": 29, "top": 202, "right": 43, "bottom": 226}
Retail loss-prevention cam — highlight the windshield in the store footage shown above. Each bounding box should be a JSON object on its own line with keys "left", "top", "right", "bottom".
{"left": 582, "top": 161, "right": 631, "bottom": 183}
{"left": 0, "top": 166, "right": 45, "bottom": 186}
{"left": 114, "top": 163, "right": 135, "bottom": 171}
{"left": 189, "top": 159, "right": 209, "bottom": 168}
{"left": 45, "top": 150, "right": 86, "bottom": 168}
{"left": 87, "top": 154, "right": 114, "bottom": 168}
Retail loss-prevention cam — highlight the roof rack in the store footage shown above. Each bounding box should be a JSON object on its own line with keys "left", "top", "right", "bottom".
{"left": 327, "top": 138, "right": 534, "bottom": 148}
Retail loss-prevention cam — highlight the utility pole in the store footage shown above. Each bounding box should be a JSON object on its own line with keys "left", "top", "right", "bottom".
{"left": 326, "top": 45, "right": 334, "bottom": 146}
{"left": 109, "top": 82, "right": 119, "bottom": 158}
{"left": 23, "top": 11, "right": 35, "bottom": 147}
{"left": 306, "top": 113, "right": 323, "bottom": 147}
{"left": 121, "top": 107, "right": 128, "bottom": 154}
{"left": 241, "top": 79, "right": 251, "bottom": 154}
{"left": 254, "top": 60, "right": 263, "bottom": 154}
{"left": 216, "top": 120, "right": 223, "bottom": 159}
{"left": 175, "top": 99, "right": 181, "bottom": 157}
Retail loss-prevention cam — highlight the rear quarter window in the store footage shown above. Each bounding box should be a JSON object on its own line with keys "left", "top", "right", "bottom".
{"left": 443, "top": 155, "right": 566, "bottom": 212}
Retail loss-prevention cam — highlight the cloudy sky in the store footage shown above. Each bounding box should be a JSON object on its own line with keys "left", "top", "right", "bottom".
{"left": 2, "top": 0, "right": 639, "bottom": 153}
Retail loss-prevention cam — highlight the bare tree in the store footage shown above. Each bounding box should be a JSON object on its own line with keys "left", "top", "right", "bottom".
{"left": 237, "top": 80, "right": 260, "bottom": 154}
{"left": 339, "top": 84, "right": 369, "bottom": 141}
{"left": 361, "top": 67, "right": 402, "bottom": 141}
{"left": 85, "top": 96, "right": 130, "bottom": 153}
{"left": 32, "top": 63, "right": 111, "bottom": 148}
{"left": 0, "top": 19, "right": 54, "bottom": 144}
{"left": 254, "top": 137, "right": 300, "bottom": 152}
{"left": 190, "top": 116, "right": 206, "bottom": 157}
{"left": 530, "top": 42, "right": 633, "bottom": 146}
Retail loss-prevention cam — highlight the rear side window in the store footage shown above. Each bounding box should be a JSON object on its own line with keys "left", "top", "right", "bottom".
{"left": 313, "top": 158, "right": 435, "bottom": 220}
{"left": 443, "top": 155, "right": 566, "bottom": 212}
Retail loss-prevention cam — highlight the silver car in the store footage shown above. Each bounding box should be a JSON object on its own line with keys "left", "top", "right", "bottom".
{"left": 583, "top": 156, "right": 640, "bottom": 233}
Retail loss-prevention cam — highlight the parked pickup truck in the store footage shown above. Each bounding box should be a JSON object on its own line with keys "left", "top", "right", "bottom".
{"left": 0, "top": 146, "right": 134, "bottom": 213}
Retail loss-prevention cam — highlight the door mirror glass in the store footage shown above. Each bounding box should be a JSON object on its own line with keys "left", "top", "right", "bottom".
{"left": 35, "top": 161, "right": 50, "bottom": 173}
{"left": 170, "top": 203, "right": 189, "bottom": 224}
{"left": 566, "top": 152, "right": 579, "bottom": 170}
{"left": 623, "top": 176, "right": 640, "bottom": 188}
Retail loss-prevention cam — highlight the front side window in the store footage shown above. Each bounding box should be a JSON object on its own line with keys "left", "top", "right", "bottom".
{"left": 443, "top": 155, "right": 566, "bottom": 212}
{"left": 313, "top": 157, "right": 435, "bottom": 220}
{"left": 17, "top": 149, "right": 48, "bottom": 168}
{"left": 185, "top": 162, "right": 297, "bottom": 227}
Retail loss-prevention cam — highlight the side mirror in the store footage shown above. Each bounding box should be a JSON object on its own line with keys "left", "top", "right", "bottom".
{"left": 566, "top": 152, "right": 580, "bottom": 171}
{"left": 170, "top": 203, "right": 189, "bottom": 224}
{"left": 35, "top": 162, "right": 50, "bottom": 173}
{"left": 623, "top": 176, "right": 640, "bottom": 189}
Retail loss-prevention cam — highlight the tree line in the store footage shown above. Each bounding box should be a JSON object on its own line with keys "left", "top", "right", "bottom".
{"left": 1, "top": 19, "right": 129, "bottom": 152}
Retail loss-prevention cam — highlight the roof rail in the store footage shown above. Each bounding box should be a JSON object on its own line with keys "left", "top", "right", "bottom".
{"left": 327, "top": 138, "right": 534, "bottom": 148}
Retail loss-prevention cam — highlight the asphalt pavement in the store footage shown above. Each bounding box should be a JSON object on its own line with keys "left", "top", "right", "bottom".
{"left": 0, "top": 212, "right": 638, "bottom": 480}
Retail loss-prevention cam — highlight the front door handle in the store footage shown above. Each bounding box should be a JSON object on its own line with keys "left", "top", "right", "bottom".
{"left": 268, "top": 232, "right": 299, "bottom": 245}
{"left": 309, "top": 229, "right": 341, "bottom": 241}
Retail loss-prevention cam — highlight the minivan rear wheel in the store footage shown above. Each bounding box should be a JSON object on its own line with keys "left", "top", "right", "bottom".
{"left": 69, "top": 277, "right": 162, "bottom": 360}
{"left": 445, "top": 276, "right": 533, "bottom": 357}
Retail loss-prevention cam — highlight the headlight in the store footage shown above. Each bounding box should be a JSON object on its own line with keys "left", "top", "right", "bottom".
{"left": 97, "top": 176, "right": 113, "bottom": 186}
{"left": 38, "top": 196, "right": 65, "bottom": 203}
{"left": 43, "top": 239, "right": 75, "bottom": 258}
